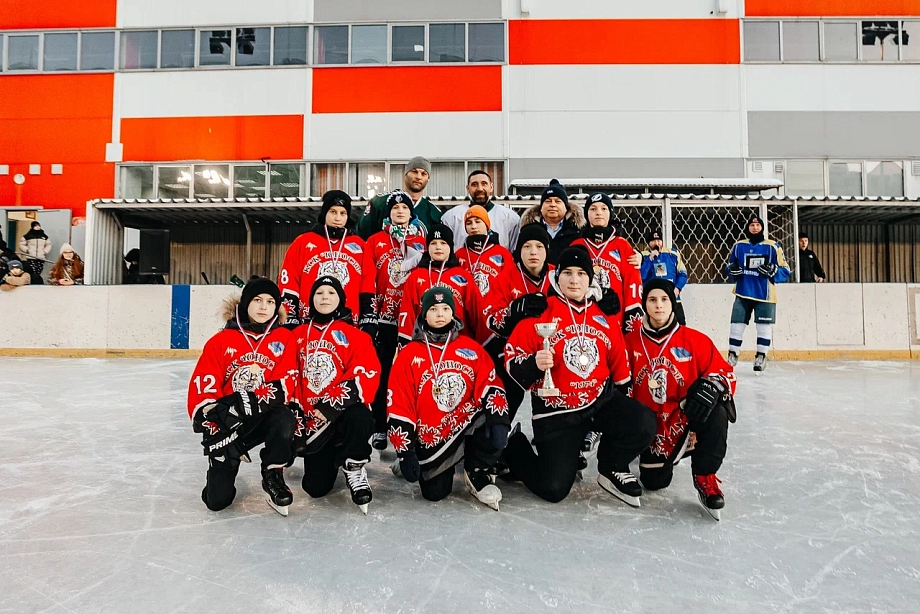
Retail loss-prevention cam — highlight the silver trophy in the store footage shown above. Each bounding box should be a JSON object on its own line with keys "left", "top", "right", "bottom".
{"left": 534, "top": 322, "right": 561, "bottom": 398}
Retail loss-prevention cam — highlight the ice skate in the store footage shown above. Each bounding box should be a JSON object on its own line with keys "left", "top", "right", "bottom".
{"left": 576, "top": 453, "right": 588, "bottom": 480}
{"left": 390, "top": 458, "right": 402, "bottom": 478}
{"left": 598, "top": 469, "right": 642, "bottom": 508}
{"left": 371, "top": 432, "right": 388, "bottom": 451}
{"left": 261, "top": 468, "right": 293, "bottom": 517}
{"left": 582, "top": 431, "right": 600, "bottom": 456}
{"left": 693, "top": 474, "right": 724, "bottom": 521}
{"left": 726, "top": 351, "right": 738, "bottom": 367}
{"left": 753, "top": 352, "right": 766, "bottom": 374}
{"left": 343, "top": 458, "right": 372, "bottom": 515}
{"left": 464, "top": 468, "right": 502, "bottom": 511}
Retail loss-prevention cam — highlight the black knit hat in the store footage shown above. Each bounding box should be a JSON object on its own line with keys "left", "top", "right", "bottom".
{"left": 420, "top": 286, "right": 455, "bottom": 319}
{"left": 239, "top": 277, "right": 282, "bottom": 323}
{"left": 642, "top": 279, "right": 677, "bottom": 313}
{"left": 427, "top": 222, "right": 454, "bottom": 249}
{"left": 541, "top": 179, "right": 568, "bottom": 206}
{"left": 584, "top": 192, "right": 612, "bottom": 221}
{"left": 514, "top": 223, "right": 551, "bottom": 263}
{"left": 744, "top": 213, "right": 765, "bottom": 243}
{"left": 319, "top": 190, "right": 351, "bottom": 224}
{"left": 386, "top": 190, "right": 416, "bottom": 221}
{"left": 647, "top": 229, "right": 663, "bottom": 243}
{"left": 310, "top": 275, "right": 346, "bottom": 313}
{"left": 555, "top": 246, "right": 594, "bottom": 284}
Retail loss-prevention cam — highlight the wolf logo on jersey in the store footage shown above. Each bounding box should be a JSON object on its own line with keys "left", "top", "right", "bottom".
{"left": 649, "top": 369, "right": 668, "bottom": 405}
{"left": 562, "top": 337, "right": 599, "bottom": 379}
{"left": 231, "top": 364, "right": 264, "bottom": 392}
{"left": 432, "top": 372, "right": 467, "bottom": 412}
{"left": 473, "top": 270, "right": 490, "bottom": 296}
{"left": 305, "top": 352, "right": 337, "bottom": 394}
{"left": 318, "top": 260, "right": 350, "bottom": 286}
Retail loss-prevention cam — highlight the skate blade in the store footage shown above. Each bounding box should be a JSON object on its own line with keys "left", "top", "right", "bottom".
{"left": 575, "top": 469, "right": 584, "bottom": 481}
{"left": 697, "top": 495, "right": 722, "bottom": 521}
{"left": 598, "top": 476, "right": 641, "bottom": 508}
{"left": 358, "top": 503, "right": 369, "bottom": 515}
{"left": 266, "top": 498, "right": 289, "bottom": 517}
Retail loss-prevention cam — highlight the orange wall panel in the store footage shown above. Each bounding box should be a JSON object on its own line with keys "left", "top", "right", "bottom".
{"left": 0, "top": 0, "right": 116, "bottom": 29}
{"left": 746, "top": 0, "right": 920, "bottom": 17}
{"left": 312, "top": 66, "right": 503, "bottom": 113}
{"left": 0, "top": 163, "right": 113, "bottom": 217}
{"left": 120, "top": 115, "right": 305, "bottom": 162}
{"left": 509, "top": 19, "right": 741, "bottom": 65}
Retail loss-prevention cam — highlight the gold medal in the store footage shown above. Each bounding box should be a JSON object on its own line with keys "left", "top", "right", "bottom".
{"left": 431, "top": 385, "right": 442, "bottom": 397}
{"left": 647, "top": 377, "right": 660, "bottom": 390}
{"left": 593, "top": 265, "right": 602, "bottom": 275}
{"left": 578, "top": 353, "right": 590, "bottom": 367}
{"left": 250, "top": 364, "right": 263, "bottom": 377}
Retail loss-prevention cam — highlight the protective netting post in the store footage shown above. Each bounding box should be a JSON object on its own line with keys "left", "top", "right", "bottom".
{"left": 669, "top": 203, "right": 760, "bottom": 283}
{"left": 766, "top": 202, "right": 797, "bottom": 282}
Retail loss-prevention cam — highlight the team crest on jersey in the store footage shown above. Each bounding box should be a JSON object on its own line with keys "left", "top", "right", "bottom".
{"left": 318, "top": 260, "right": 350, "bottom": 285}
{"left": 649, "top": 370, "right": 668, "bottom": 405}
{"left": 562, "top": 337, "right": 599, "bottom": 379}
{"left": 455, "top": 348, "right": 477, "bottom": 360}
{"left": 432, "top": 372, "right": 467, "bottom": 412}
{"left": 231, "top": 364, "right": 264, "bottom": 392}
{"left": 489, "top": 254, "right": 504, "bottom": 266}
{"left": 331, "top": 330, "right": 349, "bottom": 347}
{"left": 450, "top": 275, "right": 468, "bottom": 286}
{"left": 592, "top": 315, "right": 609, "bottom": 329}
{"left": 473, "top": 271, "right": 490, "bottom": 295}
{"left": 594, "top": 266, "right": 611, "bottom": 289}
{"left": 671, "top": 347, "right": 692, "bottom": 362}
{"left": 611, "top": 250, "right": 621, "bottom": 262}
{"left": 344, "top": 242, "right": 363, "bottom": 255}
{"left": 388, "top": 258, "right": 407, "bottom": 285}
{"left": 268, "top": 341, "right": 285, "bottom": 357}
{"left": 305, "top": 352, "right": 337, "bottom": 394}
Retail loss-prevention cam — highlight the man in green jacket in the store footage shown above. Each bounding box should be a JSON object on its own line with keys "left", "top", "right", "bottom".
{"left": 356, "top": 156, "right": 443, "bottom": 240}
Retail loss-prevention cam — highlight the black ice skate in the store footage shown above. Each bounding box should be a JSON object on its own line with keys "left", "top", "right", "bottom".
{"left": 371, "top": 432, "right": 388, "bottom": 451}
{"left": 261, "top": 468, "right": 293, "bottom": 517}
{"left": 753, "top": 352, "right": 766, "bottom": 373}
{"left": 343, "top": 458, "right": 372, "bottom": 515}
{"left": 598, "top": 469, "right": 642, "bottom": 508}
{"left": 578, "top": 431, "right": 600, "bottom": 480}
{"left": 693, "top": 473, "right": 725, "bottom": 521}
{"left": 727, "top": 351, "right": 739, "bottom": 367}
{"left": 464, "top": 468, "right": 502, "bottom": 511}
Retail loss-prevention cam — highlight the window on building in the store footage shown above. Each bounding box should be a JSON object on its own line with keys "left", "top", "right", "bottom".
{"left": 901, "top": 21, "right": 920, "bottom": 61}
{"left": 473, "top": 162, "right": 506, "bottom": 195}
{"left": 43, "top": 32, "right": 78, "bottom": 71}
{"left": 200, "top": 30, "right": 232, "bottom": 66}
{"left": 160, "top": 30, "right": 195, "bottom": 69}
{"left": 273, "top": 26, "right": 308, "bottom": 65}
{"left": 784, "top": 160, "right": 826, "bottom": 197}
{"left": 388, "top": 164, "right": 406, "bottom": 192}
{"left": 824, "top": 22, "right": 859, "bottom": 61}
{"left": 232, "top": 165, "right": 267, "bottom": 198}
{"left": 392, "top": 25, "right": 425, "bottom": 62}
{"left": 121, "top": 31, "right": 158, "bottom": 69}
{"left": 314, "top": 26, "right": 348, "bottom": 64}
{"left": 157, "top": 166, "right": 192, "bottom": 199}
{"left": 866, "top": 161, "right": 904, "bottom": 197}
{"left": 347, "top": 163, "right": 386, "bottom": 198}
{"left": 311, "top": 163, "right": 346, "bottom": 196}
{"left": 0, "top": 35, "right": 4, "bottom": 71}
{"left": 8, "top": 35, "right": 40, "bottom": 70}
{"left": 782, "top": 21, "right": 819, "bottom": 61}
{"left": 469, "top": 23, "right": 504, "bottom": 62}
{"left": 428, "top": 162, "right": 466, "bottom": 196}
{"left": 80, "top": 31, "right": 115, "bottom": 70}
{"left": 429, "top": 23, "right": 465, "bottom": 62}
{"left": 829, "top": 162, "right": 863, "bottom": 196}
{"left": 743, "top": 21, "right": 780, "bottom": 61}
{"left": 119, "top": 166, "right": 155, "bottom": 199}
{"left": 351, "top": 25, "right": 387, "bottom": 64}
{"left": 269, "top": 164, "right": 304, "bottom": 197}
{"left": 193, "top": 164, "right": 231, "bottom": 198}
{"left": 861, "top": 21, "right": 899, "bottom": 62}
{"left": 236, "top": 27, "right": 270, "bottom": 67}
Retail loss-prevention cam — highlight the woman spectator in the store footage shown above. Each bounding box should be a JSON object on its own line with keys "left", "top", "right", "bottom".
{"left": 19, "top": 221, "right": 52, "bottom": 285}
{"left": 49, "top": 244, "right": 84, "bottom": 286}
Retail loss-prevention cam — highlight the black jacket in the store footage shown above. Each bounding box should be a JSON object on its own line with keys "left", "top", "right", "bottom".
{"left": 798, "top": 248, "right": 825, "bottom": 282}
{"left": 520, "top": 204, "right": 586, "bottom": 266}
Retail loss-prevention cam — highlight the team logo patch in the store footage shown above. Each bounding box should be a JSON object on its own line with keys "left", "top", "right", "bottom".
{"left": 594, "top": 266, "right": 611, "bottom": 289}
{"left": 592, "top": 315, "right": 609, "bottom": 328}
{"left": 591, "top": 193, "right": 604, "bottom": 202}
{"left": 305, "top": 352, "right": 337, "bottom": 394}
{"left": 473, "top": 271, "right": 489, "bottom": 295}
{"left": 331, "top": 330, "right": 349, "bottom": 346}
{"left": 562, "top": 337, "right": 599, "bottom": 379}
{"left": 431, "top": 372, "right": 466, "bottom": 412}
{"left": 489, "top": 254, "right": 504, "bottom": 266}
{"left": 268, "top": 341, "right": 285, "bottom": 357}
{"left": 318, "top": 260, "right": 350, "bottom": 286}
{"left": 449, "top": 275, "right": 468, "bottom": 286}
{"left": 435, "top": 292, "right": 445, "bottom": 302}
{"left": 388, "top": 258, "right": 407, "bottom": 285}
{"left": 455, "top": 348, "right": 477, "bottom": 360}
{"left": 611, "top": 250, "right": 621, "bottom": 262}
{"left": 231, "top": 364, "right": 264, "bottom": 392}
{"left": 671, "top": 347, "right": 692, "bottom": 362}
{"left": 649, "top": 370, "right": 668, "bottom": 405}
{"left": 344, "top": 242, "right": 363, "bottom": 254}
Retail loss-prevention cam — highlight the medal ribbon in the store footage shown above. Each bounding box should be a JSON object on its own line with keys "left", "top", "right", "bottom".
{"left": 562, "top": 296, "right": 590, "bottom": 357}
{"left": 518, "top": 264, "right": 549, "bottom": 295}
{"left": 638, "top": 326, "right": 680, "bottom": 402}
{"left": 423, "top": 334, "right": 452, "bottom": 392}
{"left": 324, "top": 226, "right": 348, "bottom": 276}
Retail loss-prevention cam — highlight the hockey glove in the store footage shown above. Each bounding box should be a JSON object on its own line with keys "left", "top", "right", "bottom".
{"left": 509, "top": 293, "right": 548, "bottom": 324}
{"left": 728, "top": 262, "right": 744, "bottom": 279}
{"left": 201, "top": 427, "right": 250, "bottom": 461}
{"left": 358, "top": 292, "right": 378, "bottom": 339}
{"left": 683, "top": 377, "right": 726, "bottom": 424}
{"left": 757, "top": 263, "right": 778, "bottom": 278}
{"left": 484, "top": 423, "right": 511, "bottom": 451}
{"left": 398, "top": 449, "right": 421, "bottom": 483}
{"left": 596, "top": 288, "right": 621, "bottom": 316}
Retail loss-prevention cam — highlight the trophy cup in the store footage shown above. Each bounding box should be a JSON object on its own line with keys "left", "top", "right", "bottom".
{"left": 534, "top": 322, "right": 561, "bottom": 397}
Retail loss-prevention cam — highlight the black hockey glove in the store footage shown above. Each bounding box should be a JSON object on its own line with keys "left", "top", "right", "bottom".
{"left": 358, "top": 293, "right": 378, "bottom": 339}
{"left": 509, "top": 293, "right": 547, "bottom": 324}
{"left": 596, "top": 288, "right": 621, "bottom": 316}
{"left": 206, "top": 390, "right": 276, "bottom": 433}
{"left": 398, "top": 449, "right": 421, "bottom": 483}
{"left": 484, "top": 423, "right": 511, "bottom": 451}
{"left": 683, "top": 377, "right": 726, "bottom": 424}
{"left": 201, "top": 428, "right": 251, "bottom": 462}
{"left": 757, "top": 263, "right": 778, "bottom": 278}
{"left": 728, "top": 262, "right": 744, "bottom": 279}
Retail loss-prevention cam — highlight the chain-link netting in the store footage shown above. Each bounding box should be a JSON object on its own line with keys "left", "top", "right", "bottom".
{"left": 612, "top": 204, "right": 665, "bottom": 248}
{"left": 766, "top": 203, "right": 796, "bottom": 282}
{"left": 670, "top": 204, "right": 761, "bottom": 283}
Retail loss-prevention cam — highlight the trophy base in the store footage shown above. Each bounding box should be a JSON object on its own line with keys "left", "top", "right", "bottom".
{"left": 537, "top": 388, "right": 561, "bottom": 398}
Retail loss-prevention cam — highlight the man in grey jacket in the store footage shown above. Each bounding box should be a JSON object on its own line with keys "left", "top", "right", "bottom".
{"left": 19, "top": 222, "right": 51, "bottom": 285}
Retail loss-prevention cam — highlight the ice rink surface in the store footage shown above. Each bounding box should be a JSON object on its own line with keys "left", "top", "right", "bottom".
{"left": 1, "top": 358, "right": 919, "bottom": 613}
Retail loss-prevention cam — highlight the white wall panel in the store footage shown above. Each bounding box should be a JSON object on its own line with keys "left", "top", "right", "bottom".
{"left": 118, "top": 0, "right": 313, "bottom": 28}
{"left": 816, "top": 284, "right": 864, "bottom": 345}
{"left": 190, "top": 285, "right": 239, "bottom": 351}
{"left": 308, "top": 112, "right": 504, "bottom": 160}
{"left": 509, "top": 0, "right": 740, "bottom": 19}
{"left": 106, "top": 286, "right": 172, "bottom": 349}
{"left": 505, "top": 65, "right": 742, "bottom": 113}
{"left": 117, "top": 70, "right": 311, "bottom": 119}
{"left": 863, "top": 284, "right": 909, "bottom": 350}
{"left": 745, "top": 65, "right": 920, "bottom": 113}
{"left": 509, "top": 110, "right": 743, "bottom": 158}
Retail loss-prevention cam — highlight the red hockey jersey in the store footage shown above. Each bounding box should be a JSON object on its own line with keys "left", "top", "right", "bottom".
{"left": 456, "top": 242, "right": 514, "bottom": 299}
{"left": 283, "top": 318, "right": 381, "bottom": 451}
{"left": 571, "top": 235, "right": 644, "bottom": 333}
{"left": 366, "top": 229, "right": 427, "bottom": 326}
{"left": 505, "top": 295, "right": 631, "bottom": 437}
{"left": 187, "top": 322, "right": 295, "bottom": 419}
{"left": 277, "top": 229, "right": 374, "bottom": 324}
{"left": 398, "top": 263, "right": 481, "bottom": 344}
{"left": 484, "top": 263, "right": 554, "bottom": 341}
{"left": 387, "top": 327, "right": 509, "bottom": 475}
{"left": 625, "top": 324, "right": 736, "bottom": 459}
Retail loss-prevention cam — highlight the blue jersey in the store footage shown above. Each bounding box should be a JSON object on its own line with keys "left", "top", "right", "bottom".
{"left": 725, "top": 239, "right": 790, "bottom": 303}
{"left": 640, "top": 248, "right": 688, "bottom": 295}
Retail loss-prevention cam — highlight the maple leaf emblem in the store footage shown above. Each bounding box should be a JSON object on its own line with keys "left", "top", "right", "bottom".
{"left": 486, "top": 389, "right": 509, "bottom": 417}
{"left": 202, "top": 420, "right": 221, "bottom": 436}
{"left": 253, "top": 382, "right": 277, "bottom": 405}
{"left": 322, "top": 383, "right": 351, "bottom": 408}
{"left": 387, "top": 425, "right": 411, "bottom": 453}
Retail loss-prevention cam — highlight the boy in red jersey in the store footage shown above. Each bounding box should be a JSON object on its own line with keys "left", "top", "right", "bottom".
{"left": 455, "top": 205, "right": 514, "bottom": 299}
{"left": 625, "top": 279, "right": 736, "bottom": 520}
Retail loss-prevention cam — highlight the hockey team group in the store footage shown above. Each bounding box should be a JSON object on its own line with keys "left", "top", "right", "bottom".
{"left": 187, "top": 158, "right": 791, "bottom": 521}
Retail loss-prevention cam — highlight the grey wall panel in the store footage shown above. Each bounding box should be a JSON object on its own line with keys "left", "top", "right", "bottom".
{"left": 314, "top": 0, "right": 502, "bottom": 22}
{"left": 748, "top": 112, "right": 920, "bottom": 159}
{"left": 508, "top": 158, "right": 745, "bottom": 180}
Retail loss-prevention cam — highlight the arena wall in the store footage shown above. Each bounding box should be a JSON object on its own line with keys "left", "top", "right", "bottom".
{"left": 1, "top": 283, "right": 919, "bottom": 359}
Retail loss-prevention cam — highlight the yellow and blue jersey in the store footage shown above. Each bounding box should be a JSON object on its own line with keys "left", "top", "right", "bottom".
{"left": 725, "top": 239, "right": 790, "bottom": 303}
{"left": 640, "top": 248, "right": 688, "bottom": 295}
